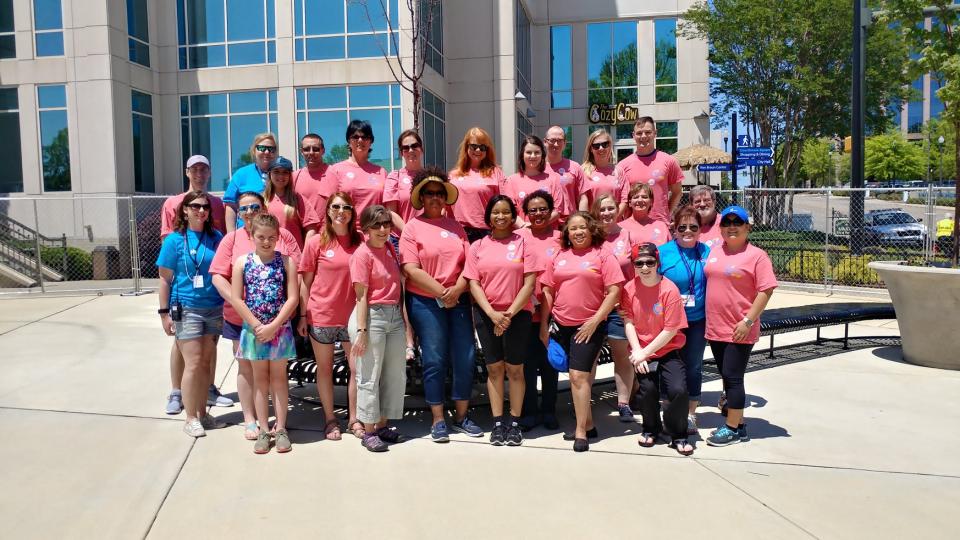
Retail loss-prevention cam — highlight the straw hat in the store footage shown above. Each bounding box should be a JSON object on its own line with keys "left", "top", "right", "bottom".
{"left": 410, "top": 167, "right": 459, "bottom": 209}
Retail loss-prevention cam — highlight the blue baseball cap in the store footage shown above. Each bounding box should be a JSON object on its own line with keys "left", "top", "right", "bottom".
{"left": 268, "top": 156, "right": 294, "bottom": 171}
{"left": 720, "top": 205, "right": 749, "bottom": 223}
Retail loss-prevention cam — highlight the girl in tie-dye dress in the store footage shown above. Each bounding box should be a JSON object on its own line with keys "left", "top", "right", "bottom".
{"left": 230, "top": 214, "right": 300, "bottom": 454}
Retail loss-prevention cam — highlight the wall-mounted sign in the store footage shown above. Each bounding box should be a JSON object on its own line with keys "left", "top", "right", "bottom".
{"left": 588, "top": 103, "right": 640, "bottom": 125}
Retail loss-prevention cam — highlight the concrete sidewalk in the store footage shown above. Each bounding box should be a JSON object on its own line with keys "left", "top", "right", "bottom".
{"left": 0, "top": 291, "right": 957, "bottom": 539}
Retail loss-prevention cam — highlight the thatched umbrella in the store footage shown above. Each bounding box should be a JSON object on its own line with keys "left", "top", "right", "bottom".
{"left": 673, "top": 144, "right": 732, "bottom": 184}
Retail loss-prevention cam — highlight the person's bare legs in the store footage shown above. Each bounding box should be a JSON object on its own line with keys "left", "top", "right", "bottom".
{"left": 169, "top": 342, "right": 184, "bottom": 390}
{"left": 344, "top": 342, "right": 358, "bottom": 428}
{"left": 206, "top": 338, "right": 219, "bottom": 390}
{"left": 178, "top": 338, "right": 206, "bottom": 422}
{"left": 310, "top": 340, "right": 338, "bottom": 423}
{"left": 609, "top": 339, "right": 632, "bottom": 405}
{"left": 252, "top": 361, "right": 271, "bottom": 433}
{"left": 269, "top": 360, "right": 289, "bottom": 432}
{"left": 569, "top": 369, "right": 593, "bottom": 438}
{"left": 505, "top": 363, "right": 525, "bottom": 418}
{"left": 486, "top": 362, "right": 505, "bottom": 417}
{"left": 236, "top": 348, "right": 256, "bottom": 426}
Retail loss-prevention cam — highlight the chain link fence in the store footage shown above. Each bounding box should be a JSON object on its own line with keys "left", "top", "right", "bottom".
{"left": 0, "top": 188, "right": 954, "bottom": 296}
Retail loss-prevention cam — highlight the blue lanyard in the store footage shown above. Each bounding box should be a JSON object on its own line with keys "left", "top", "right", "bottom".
{"left": 676, "top": 240, "right": 699, "bottom": 296}
{"left": 181, "top": 231, "right": 207, "bottom": 277}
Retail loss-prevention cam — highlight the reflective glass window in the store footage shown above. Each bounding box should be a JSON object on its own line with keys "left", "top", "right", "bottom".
{"left": 654, "top": 19, "right": 677, "bottom": 103}
{"left": 38, "top": 85, "right": 70, "bottom": 191}
{"left": 34, "top": 0, "right": 64, "bottom": 57}
{"left": 0, "top": 87, "right": 22, "bottom": 192}
{"left": 421, "top": 88, "right": 446, "bottom": 169}
{"left": 177, "top": 0, "right": 275, "bottom": 69}
{"left": 515, "top": 2, "right": 531, "bottom": 98}
{"left": 127, "top": 0, "right": 150, "bottom": 66}
{"left": 550, "top": 26, "right": 572, "bottom": 109}
{"left": 656, "top": 121, "right": 678, "bottom": 154}
{"left": 420, "top": 0, "right": 442, "bottom": 75}
{"left": 1, "top": 0, "right": 15, "bottom": 59}
{"left": 131, "top": 90, "right": 155, "bottom": 192}
{"left": 295, "top": 0, "right": 399, "bottom": 61}
{"left": 587, "top": 21, "right": 637, "bottom": 105}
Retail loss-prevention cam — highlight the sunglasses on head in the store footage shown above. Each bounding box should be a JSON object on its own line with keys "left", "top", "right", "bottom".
{"left": 186, "top": 203, "right": 211, "bottom": 211}
{"left": 330, "top": 203, "right": 353, "bottom": 212}
{"left": 634, "top": 258, "right": 658, "bottom": 268}
{"left": 676, "top": 224, "right": 700, "bottom": 233}
{"left": 421, "top": 189, "right": 446, "bottom": 198}
{"left": 467, "top": 143, "right": 488, "bottom": 152}
{"left": 591, "top": 141, "right": 611, "bottom": 150}
{"left": 400, "top": 142, "right": 422, "bottom": 152}
{"left": 238, "top": 203, "right": 262, "bottom": 213}
{"left": 255, "top": 144, "right": 276, "bottom": 153}
{"left": 721, "top": 217, "right": 746, "bottom": 227}
{"left": 301, "top": 145, "right": 323, "bottom": 153}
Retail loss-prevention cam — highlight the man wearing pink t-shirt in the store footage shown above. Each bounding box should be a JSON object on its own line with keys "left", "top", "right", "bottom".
{"left": 616, "top": 117, "right": 684, "bottom": 223}
{"left": 544, "top": 126, "right": 584, "bottom": 220}
{"left": 292, "top": 133, "right": 333, "bottom": 216}
{"left": 690, "top": 184, "right": 723, "bottom": 249}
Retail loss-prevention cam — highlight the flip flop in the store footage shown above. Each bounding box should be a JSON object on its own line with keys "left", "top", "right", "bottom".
{"left": 637, "top": 432, "right": 656, "bottom": 448}
{"left": 670, "top": 439, "right": 694, "bottom": 456}
{"left": 347, "top": 420, "right": 366, "bottom": 439}
{"left": 243, "top": 422, "right": 259, "bottom": 441}
{"left": 324, "top": 419, "right": 342, "bottom": 441}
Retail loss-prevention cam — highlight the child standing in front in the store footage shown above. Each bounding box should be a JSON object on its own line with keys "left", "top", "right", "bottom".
{"left": 230, "top": 214, "right": 300, "bottom": 454}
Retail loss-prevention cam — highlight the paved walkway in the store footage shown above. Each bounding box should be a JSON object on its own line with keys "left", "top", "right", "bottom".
{"left": 0, "top": 291, "right": 957, "bottom": 539}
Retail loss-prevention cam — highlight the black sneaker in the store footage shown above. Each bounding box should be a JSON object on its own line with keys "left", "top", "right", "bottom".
{"left": 505, "top": 423, "right": 523, "bottom": 446}
{"left": 489, "top": 423, "right": 506, "bottom": 446}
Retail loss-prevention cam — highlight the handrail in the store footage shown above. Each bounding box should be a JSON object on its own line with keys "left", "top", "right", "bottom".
{"left": 0, "top": 213, "right": 65, "bottom": 247}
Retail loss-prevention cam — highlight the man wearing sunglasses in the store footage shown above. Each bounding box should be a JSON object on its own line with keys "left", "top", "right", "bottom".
{"left": 160, "top": 155, "right": 233, "bottom": 416}
{"left": 615, "top": 117, "right": 684, "bottom": 223}
{"left": 544, "top": 126, "right": 584, "bottom": 221}
{"left": 292, "top": 133, "right": 333, "bottom": 216}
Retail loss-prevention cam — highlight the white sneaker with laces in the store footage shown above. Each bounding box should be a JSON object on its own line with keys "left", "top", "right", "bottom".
{"left": 183, "top": 419, "right": 206, "bottom": 438}
{"left": 165, "top": 391, "right": 183, "bottom": 415}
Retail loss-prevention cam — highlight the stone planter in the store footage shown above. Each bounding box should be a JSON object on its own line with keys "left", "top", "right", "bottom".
{"left": 868, "top": 261, "right": 960, "bottom": 370}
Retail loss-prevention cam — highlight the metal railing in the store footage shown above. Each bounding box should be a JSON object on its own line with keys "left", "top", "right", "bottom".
{"left": 0, "top": 187, "right": 952, "bottom": 296}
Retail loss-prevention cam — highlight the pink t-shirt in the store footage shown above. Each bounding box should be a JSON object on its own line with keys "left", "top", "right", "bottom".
{"left": 502, "top": 172, "right": 564, "bottom": 222}
{"left": 621, "top": 277, "right": 688, "bottom": 358}
{"left": 209, "top": 227, "right": 302, "bottom": 326}
{"left": 704, "top": 243, "right": 778, "bottom": 344}
{"left": 399, "top": 215, "right": 470, "bottom": 298}
{"left": 298, "top": 234, "right": 358, "bottom": 327}
{"left": 540, "top": 246, "right": 625, "bottom": 326}
{"left": 385, "top": 167, "right": 421, "bottom": 223}
{"left": 545, "top": 158, "right": 584, "bottom": 219}
{"left": 615, "top": 150, "right": 683, "bottom": 222}
{"left": 328, "top": 160, "right": 392, "bottom": 222}
{"left": 293, "top": 165, "right": 333, "bottom": 217}
{"left": 160, "top": 192, "right": 227, "bottom": 238}
{"left": 266, "top": 192, "right": 322, "bottom": 249}
{"left": 449, "top": 167, "right": 504, "bottom": 229}
{"left": 517, "top": 227, "right": 562, "bottom": 322}
{"left": 463, "top": 232, "right": 537, "bottom": 312}
{"left": 579, "top": 165, "right": 625, "bottom": 210}
{"left": 350, "top": 242, "right": 402, "bottom": 305}
{"left": 602, "top": 227, "right": 635, "bottom": 281}
{"left": 620, "top": 216, "right": 673, "bottom": 246}
{"left": 699, "top": 213, "right": 724, "bottom": 250}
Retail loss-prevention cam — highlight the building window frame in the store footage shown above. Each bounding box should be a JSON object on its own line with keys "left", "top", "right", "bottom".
{"left": 654, "top": 18, "right": 678, "bottom": 103}
{"left": 33, "top": 0, "right": 64, "bottom": 57}
{"left": 550, "top": 25, "right": 572, "bottom": 109}
{"left": 132, "top": 90, "right": 155, "bottom": 193}
{"left": 127, "top": 0, "right": 150, "bottom": 67}
{"left": 38, "top": 84, "right": 71, "bottom": 192}
{"left": 587, "top": 20, "right": 638, "bottom": 106}
{"left": 293, "top": 0, "right": 399, "bottom": 62}
{"left": 176, "top": 0, "right": 277, "bottom": 70}
{"left": 515, "top": 1, "right": 531, "bottom": 99}
{"left": 421, "top": 88, "right": 446, "bottom": 169}
{"left": 655, "top": 121, "right": 678, "bottom": 154}
{"left": 419, "top": 0, "right": 442, "bottom": 75}
{"left": 0, "top": 0, "right": 15, "bottom": 59}
{"left": 0, "top": 87, "right": 22, "bottom": 192}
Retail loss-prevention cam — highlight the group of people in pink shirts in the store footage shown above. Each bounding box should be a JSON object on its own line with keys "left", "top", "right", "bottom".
{"left": 155, "top": 116, "right": 777, "bottom": 455}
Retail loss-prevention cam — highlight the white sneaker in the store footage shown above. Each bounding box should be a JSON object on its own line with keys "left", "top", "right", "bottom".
{"left": 687, "top": 414, "right": 698, "bottom": 435}
{"left": 207, "top": 385, "right": 234, "bottom": 407}
{"left": 165, "top": 391, "right": 183, "bottom": 415}
{"left": 183, "top": 419, "right": 206, "bottom": 438}
{"left": 200, "top": 414, "right": 226, "bottom": 430}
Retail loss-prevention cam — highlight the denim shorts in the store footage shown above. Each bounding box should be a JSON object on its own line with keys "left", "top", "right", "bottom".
{"left": 308, "top": 325, "right": 350, "bottom": 345}
{"left": 174, "top": 306, "right": 223, "bottom": 340}
{"left": 606, "top": 309, "right": 626, "bottom": 340}
{"left": 222, "top": 319, "right": 242, "bottom": 341}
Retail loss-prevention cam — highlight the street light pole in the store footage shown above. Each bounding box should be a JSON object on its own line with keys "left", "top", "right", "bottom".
{"left": 850, "top": 0, "right": 868, "bottom": 254}
{"left": 938, "top": 135, "right": 945, "bottom": 185}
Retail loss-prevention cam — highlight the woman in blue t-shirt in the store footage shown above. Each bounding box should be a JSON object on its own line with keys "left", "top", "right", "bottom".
{"left": 658, "top": 205, "right": 710, "bottom": 435}
{"left": 223, "top": 132, "right": 278, "bottom": 231}
{"left": 156, "top": 190, "right": 225, "bottom": 438}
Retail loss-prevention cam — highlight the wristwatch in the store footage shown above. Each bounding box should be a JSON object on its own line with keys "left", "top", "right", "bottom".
{"left": 158, "top": 308, "right": 170, "bottom": 314}
{"left": 742, "top": 317, "right": 754, "bottom": 327}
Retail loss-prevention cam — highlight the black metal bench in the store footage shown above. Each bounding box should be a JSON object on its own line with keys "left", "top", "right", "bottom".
{"left": 758, "top": 302, "right": 896, "bottom": 358}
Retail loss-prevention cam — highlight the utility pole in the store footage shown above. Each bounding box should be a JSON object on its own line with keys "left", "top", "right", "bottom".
{"left": 850, "top": 0, "right": 868, "bottom": 254}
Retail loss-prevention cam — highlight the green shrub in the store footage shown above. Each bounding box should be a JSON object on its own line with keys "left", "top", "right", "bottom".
{"left": 39, "top": 246, "right": 93, "bottom": 281}
{"left": 784, "top": 251, "right": 828, "bottom": 282}
{"left": 832, "top": 254, "right": 880, "bottom": 285}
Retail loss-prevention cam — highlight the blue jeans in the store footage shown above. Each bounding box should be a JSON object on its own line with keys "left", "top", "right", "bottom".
{"left": 407, "top": 292, "right": 477, "bottom": 405}
{"left": 679, "top": 318, "right": 707, "bottom": 401}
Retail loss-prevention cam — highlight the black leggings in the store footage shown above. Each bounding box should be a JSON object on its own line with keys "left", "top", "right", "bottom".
{"left": 636, "top": 350, "right": 688, "bottom": 439}
{"left": 709, "top": 341, "right": 754, "bottom": 410}
{"left": 522, "top": 319, "right": 558, "bottom": 417}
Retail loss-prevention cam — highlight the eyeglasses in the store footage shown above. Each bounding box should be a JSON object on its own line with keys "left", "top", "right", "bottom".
{"left": 400, "top": 142, "right": 422, "bottom": 152}
{"left": 330, "top": 203, "right": 353, "bottom": 212}
{"left": 238, "top": 203, "right": 262, "bottom": 213}
{"left": 467, "top": 143, "right": 488, "bottom": 152}
{"left": 676, "top": 224, "right": 700, "bottom": 233}
{"left": 591, "top": 141, "right": 611, "bottom": 150}
{"left": 255, "top": 144, "right": 276, "bottom": 153}
{"left": 634, "top": 259, "right": 658, "bottom": 268}
{"left": 186, "top": 203, "right": 211, "bottom": 211}
{"left": 526, "top": 207, "right": 550, "bottom": 215}
{"left": 369, "top": 220, "right": 392, "bottom": 230}
{"left": 350, "top": 134, "right": 371, "bottom": 142}
{"left": 544, "top": 138, "right": 565, "bottom": 145}
{"left": 421, "top": 189, "right": 446, "bottom": 198}
{"left": 720, "top": 218, "right": 746, "bottom": 227}
{"left": 301, "top": 146, "right": 323, "bottom": 153}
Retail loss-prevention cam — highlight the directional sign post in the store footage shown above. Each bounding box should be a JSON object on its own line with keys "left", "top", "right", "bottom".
{"left": 737, "top": 146, "right": 773, "bottom": 157}
{"left": 697, "top": 163, "right": 733, "bottom": 172}
{"left": 737, "top": 157, "right": 774, "bottom": 167}
{"left": 737, "top": 135, "right": 752, "bottom": 147}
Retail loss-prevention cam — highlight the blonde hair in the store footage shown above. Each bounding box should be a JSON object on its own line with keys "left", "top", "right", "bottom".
{"left": 453, "top": 127, "right": 498, "bottom": 177}
{"left": 263, "top": 168, "right": 298, "bottom": 220}
{"left": 589, "top": 193, "right": 618, "bottom": 220}
{"left": 581, "top": 128, "right": 613, "bottom": 176}
{"left": 249, "top": 132, "right": 277, "bottom": 168}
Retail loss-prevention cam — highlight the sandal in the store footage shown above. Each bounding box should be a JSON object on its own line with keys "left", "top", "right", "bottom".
{"left": 637, "top": 432, "right": 657, "bottom": 448}
{"left": 243, "top": 422, "right": 259, "bottom": 441}
{"left": 324, "top": 419, "right": 342, "bottom": 441}
{"left": 670, "top": 439, "right": 694, "bottom": 456}
{"left": 348, "top": 420, "right": 366, "bottom": 439}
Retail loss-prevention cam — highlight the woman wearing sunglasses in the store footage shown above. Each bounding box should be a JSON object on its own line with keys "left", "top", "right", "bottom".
{"left": 224, "top": 132, "right": 278, "bottom": 232}
{"left": 264, "top": 156, "right": 322, "bottom": 249}
{"left": 385, "top": 129, "right": 425, "bottom": 228}
{"left": 210, "top": 191, "right": 302, "bottom": 441}
{"left": 540, "top": 211, "right": 624, "bottom": 452}
{"left": 658, "top": 206, "right": 712, "bottom": 435}
{"left": 449, "top": 127, "right": 505, "bottom": 243}
{"left": 328, "top": 120, "right": 402, "bottom": 230}
{"left": 156, "top": 190, "right": 226, "bottom": 438}
{"left": 297, "top": 193, "right": 363, "bottom": 441}
{"left": 400, "top": 168, "right": 484, "bottom": 442}
{"left": 704, "top": 206, "right": 777, "bottom": 447}
{"left": 578, "top": 129, "right": 624, "bottom": 212}
{"left": 622, "top": 243, "right": 692, "bottom": 456}
{"left": 503, "top": 135, "right": 562, "bottom": 227}
{"left": 620, "top": 183, "right": 672, "bottom": 247}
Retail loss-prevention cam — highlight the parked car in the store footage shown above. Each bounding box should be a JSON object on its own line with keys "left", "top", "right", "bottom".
{"left": 863, "top": 209, "right": 926, "bottom": 247}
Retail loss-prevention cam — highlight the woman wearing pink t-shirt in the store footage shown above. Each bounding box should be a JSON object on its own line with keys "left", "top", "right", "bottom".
{"left": 620, "top": 183, "right": 673, "bottom": 247}
{"left": 263, "top": 156, "right": 321, "bottom": 249}
{"left": 539, "top": 211, "right": 625, "bottom": 452}
{"left": 349, "top": 205, "right": 410, "bottom": 452}
{"left": 704, "top": 206, "right": 777, "bottom": 448}
{"left": 465, "top": 195, "right": 537, "bottom": 446}
{"left": 296, "top": 192, "right": 363, "bottom": 441}
{"left": 503, "top": 136, "right": 562, "bottom": 226}
{"left": 385, "top": 129, "right": 425, "bottom": 229}
{"left": 623, "top": 242, "right": 693, "bottom": 456}
{"left": 516, "top": 191, "right": 562, "bottom": 432}
{"left": 449, "top": 127, "right": 505, "bottom": 243}
{"left": 590, "top": 193, "right": 637, "bottom": 423}
{"left": 328, "top": 120, "right": 402, "bottom": 231}
{"left": 579, "top": 129, "right": 623, "bottom": 211}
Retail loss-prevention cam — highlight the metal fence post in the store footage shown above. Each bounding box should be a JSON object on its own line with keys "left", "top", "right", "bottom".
{"left": 127, "top": 197, "right": 141, "bottom": 294}
{"left": 824, "top": 188, "right": 831, "bottom": 292}
{"left": 925, "top": 184, "right": 934, "bottom": 263}
{"left": 60, "top": 233, "right": 67, "bottom": 274}
{"left": 32, "top": 199, "right": 45, "bottom": 294}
